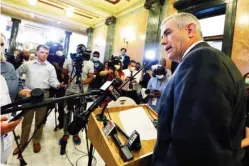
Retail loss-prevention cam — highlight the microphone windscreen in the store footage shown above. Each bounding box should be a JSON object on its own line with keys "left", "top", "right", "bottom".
{"left": 145, "top": 89, "right": 151, "bottom": 94}
{"left": 67, "top": 116, "right": 85, "bottom": 135}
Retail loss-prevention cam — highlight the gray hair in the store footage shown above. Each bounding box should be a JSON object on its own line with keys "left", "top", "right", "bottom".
{"left": 161, "top": 12, "right": 203, "bottom": 38}
{"left": 0, "top": 33, "right": 6, "bottom": 61}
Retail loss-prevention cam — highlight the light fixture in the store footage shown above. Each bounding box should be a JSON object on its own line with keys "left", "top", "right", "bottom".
{"left": 65, "top": 6, "right": 74, "bottom": 17}
{"left": 145, "top": 50, "right": 156, "bottom": 60}
{"left": 27, "top": 0, "right": 37, "bottom": 5}
{"left": 120, "top": 26, "right": 136, "bottom": 48}
{"left": 94, "top": 36, "right": 104, "bottom": 48}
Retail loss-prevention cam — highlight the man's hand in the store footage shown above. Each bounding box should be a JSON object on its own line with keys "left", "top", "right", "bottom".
{"left": 80, "top": 80, "right": 85, "bottom": 85}
{"left": 18, "top": 89, "right": 32, "bottom": 97}
{"left": 59, "top": 82, "right": 68, "bottom": 88}
{"left": 1, "top": 116, "right": 21, "bottom": 136}
{"left": 149, "top": 90, "right": 161, "bottom": 97}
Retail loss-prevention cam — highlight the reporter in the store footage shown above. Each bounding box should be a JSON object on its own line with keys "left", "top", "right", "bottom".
{"left": 147, "top": 65, "right": 168, "bottom": 112}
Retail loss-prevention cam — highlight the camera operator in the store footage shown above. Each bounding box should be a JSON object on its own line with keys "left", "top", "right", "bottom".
{"left": 59, "top": 44, "right": 94, "bottom": 145}
{"left": 146, "top": 65, "right": 168, "bottom": 113}
{"left": 45, "top": 42, "right": 66, "bottom": 128}
{"left": 13, "top": 44, "right": 66, "bottom": 155}
{"left": 90, "top": 51, "right": 104, "bottom": 90}
{"left": 99, "top": 56, "right": 125, "bottom": 81}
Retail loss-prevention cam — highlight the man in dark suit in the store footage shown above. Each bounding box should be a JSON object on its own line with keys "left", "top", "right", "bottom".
{"left": 152, "top": 12, "right": 246, "bottom": 166}
{"left": 120, "top": 48, "right": 130, "bottom": 69}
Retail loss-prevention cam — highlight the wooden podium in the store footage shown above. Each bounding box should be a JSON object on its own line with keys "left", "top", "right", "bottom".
{"left": 87, "top": 104, "right": 158, "bottom": 166}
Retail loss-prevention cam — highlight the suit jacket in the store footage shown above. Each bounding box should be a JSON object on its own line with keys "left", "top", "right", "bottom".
{"left": 122, "top": 55, "right": 130, "bottom": 69}
{"left": 152, "top": 42, "right": 246, "bottom": 166}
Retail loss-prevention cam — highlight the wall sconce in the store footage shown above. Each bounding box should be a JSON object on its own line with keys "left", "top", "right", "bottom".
{"left": 94, "top": 37, "right": 104, "bottom": 48}
{"left": 120, "top": 26, "right": 136, "bottom": 48}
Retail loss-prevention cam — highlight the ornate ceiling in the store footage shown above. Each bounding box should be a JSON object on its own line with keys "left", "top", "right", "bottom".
{"left": 1, "top": 0, "right": 144, "bottom": 34}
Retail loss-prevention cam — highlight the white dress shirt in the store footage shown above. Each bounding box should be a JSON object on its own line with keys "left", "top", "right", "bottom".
{"left": 122, "top": 69, "right": 141, "bottom": 91}
{"left": 63, "top": 59, "right": 94, "bottom": 93}
{"left": 16, "top": 60, "right": 60, "bottom": 90}
{"left": 182, "top": 40, "right": 204, "bottom": 59}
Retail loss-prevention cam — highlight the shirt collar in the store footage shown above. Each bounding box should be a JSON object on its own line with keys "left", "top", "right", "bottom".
{"left": 182, "top": 40, "right": 204, "bottom": 59}
{"left": 34, "top": 59, "right": 48, "bottom": 65}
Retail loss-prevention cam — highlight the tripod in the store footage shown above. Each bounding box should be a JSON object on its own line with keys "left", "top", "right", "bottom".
{"left": 11, "top": 102, "right": 57, "bottom": 165}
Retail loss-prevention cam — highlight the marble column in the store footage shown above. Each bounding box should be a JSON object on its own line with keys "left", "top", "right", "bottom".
{"left": 104, "top": 16, "right": 116, "bottom": 61}
{"left": 143, "top": 1, "right": 165, "bottom": 64}
{"left": 8, "top": 18, "right": 21, "bottom": 56}
{"left": 64, "top": 31, "right": 72, "bottom": 57}
{"left": 86, "top": 28, "right": 94, "bottom": 49}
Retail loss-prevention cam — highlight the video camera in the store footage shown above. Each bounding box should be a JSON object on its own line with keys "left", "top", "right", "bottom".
{"left": 70, "top": 44, "right": 91, "bottom": 76}
{"left": 70, "top": 44, "right": 91, "bottom": 62}
{"left": 107, "top": 55, "right": 122, "bottom": 71}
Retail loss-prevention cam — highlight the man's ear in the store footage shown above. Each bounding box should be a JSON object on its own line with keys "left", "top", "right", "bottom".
{"left": 186, "top": 23, "right": 197, "bottom": 38}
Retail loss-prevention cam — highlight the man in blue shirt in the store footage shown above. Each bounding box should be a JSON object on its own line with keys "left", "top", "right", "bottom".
{"left": 147, "top": 65, "right": 168, "bottom": 112}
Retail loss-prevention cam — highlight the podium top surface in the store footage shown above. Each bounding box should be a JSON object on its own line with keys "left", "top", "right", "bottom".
{"left": 88, "top": 104, "right": 158, "bottom": 166}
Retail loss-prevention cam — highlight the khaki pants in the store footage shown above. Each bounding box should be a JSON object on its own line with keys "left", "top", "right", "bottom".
{"left": 20, "top": 90, "right": 49, "bottom": 145}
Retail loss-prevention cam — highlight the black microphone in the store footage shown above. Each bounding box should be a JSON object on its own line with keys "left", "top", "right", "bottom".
{"left": 103, "top": 121, "right": 133, "bottom": 161}
{"left": 1, "top": 90, "right": 100, "bottom": 115}
{"left": 1, "top": 88, "right": 44, "bottom": 112}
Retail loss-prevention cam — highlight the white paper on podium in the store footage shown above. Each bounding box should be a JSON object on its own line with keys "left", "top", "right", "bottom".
{"left": 119, "top": 107, "right": 157, "bottom": 140}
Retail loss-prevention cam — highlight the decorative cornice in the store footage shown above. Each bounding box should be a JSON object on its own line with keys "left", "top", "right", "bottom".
{"left": 86, "top": 28, "right": 94, "bottom": 34}
{"left": 11, "top": 17, "right": 21, "bottom": 23}
{"left": 144, "top": 0, "right": 165, "bottom": 10}
{"left": 105, "top": 16, "right": 116, "bottom": 26}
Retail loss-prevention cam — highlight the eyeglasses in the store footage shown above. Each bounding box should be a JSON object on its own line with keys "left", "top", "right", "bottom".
{"left": 1, "top": 43, "right": 4, "bottom": 47}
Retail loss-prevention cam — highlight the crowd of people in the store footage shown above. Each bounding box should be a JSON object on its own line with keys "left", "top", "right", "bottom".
{"left": 1, "top": 12, "right": 249, "bottom": 166}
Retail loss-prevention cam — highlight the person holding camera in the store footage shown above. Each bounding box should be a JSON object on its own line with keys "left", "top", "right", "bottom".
{"left": 99, "top": 57, "right": 125, "bottom": 81}
{"left": 146, "top": 65, "right": 168, "bottom": 113}
{"left": 59, "top": 44, "right": 94, "bottom": 145}
{"left": 90, "top": 51, "right": 104, "bottom": 89}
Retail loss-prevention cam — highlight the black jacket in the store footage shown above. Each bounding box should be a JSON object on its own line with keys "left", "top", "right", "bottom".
{"left": 152, "top": 42, "right": 246, "bottom": 166}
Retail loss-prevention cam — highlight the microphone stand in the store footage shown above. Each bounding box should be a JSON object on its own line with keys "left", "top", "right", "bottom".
{"left": 1, "top": 90, "right": 99, "bottom": 166}
{"left": 95, "top": 60, "right": 155, "bottom": 122}
{"left": 1, "top": 90, "right": 100, "bottom": 115}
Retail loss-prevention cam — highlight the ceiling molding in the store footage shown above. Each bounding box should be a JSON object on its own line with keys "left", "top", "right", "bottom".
{"left": 115, "top": 1, "right": 144, "bottom": 18}
{"left": 1, "top": 2, "right": 91, "bottom": 27}
{"left": 56, "top": 0, "right": 112, "bottom": 17}
{"left": 104, "top": 0, "right": 120, "bottom": 5}
{"left": 1, "top": 0, "right": 144, "bottom": 33}
{"left": 1, "top": 5, "right": 87, "bottom": 34}
{"left": 94, "top": 20, "right": 106, "bottom": 28}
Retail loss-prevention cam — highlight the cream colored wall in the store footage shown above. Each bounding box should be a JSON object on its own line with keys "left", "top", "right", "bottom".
{"left": 113, "top": 7, "right": 149, "bottom": 63}
{"left": 91, "top": 24, "right": 108, "bottom": 63}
